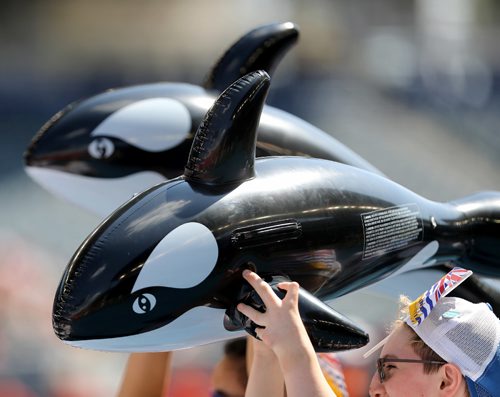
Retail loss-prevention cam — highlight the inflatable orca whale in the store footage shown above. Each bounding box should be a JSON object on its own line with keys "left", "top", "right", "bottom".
{"left": 24, "top": 22, "right": 380, "bottom": 217}
{"left": 53, "top": 71, "right": 500, "bottom": 353}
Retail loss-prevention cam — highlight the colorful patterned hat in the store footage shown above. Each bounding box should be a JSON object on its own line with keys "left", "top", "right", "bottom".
{"left": 365, "top": 268, "right": 500, "bottom": 397}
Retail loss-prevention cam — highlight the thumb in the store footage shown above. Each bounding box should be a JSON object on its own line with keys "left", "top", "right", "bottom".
{"left": 276, "top": 281, "right": 300, "bottom": 306}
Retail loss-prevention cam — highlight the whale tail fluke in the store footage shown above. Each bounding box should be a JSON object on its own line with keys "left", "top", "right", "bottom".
{"left": 450, "top": 191, "right": 500, "bottom": 276}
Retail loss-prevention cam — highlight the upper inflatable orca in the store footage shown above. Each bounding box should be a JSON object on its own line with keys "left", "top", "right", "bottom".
{"left": 53, "top": 71, "right": 500, "bottom": 353}
{"left": 24, "top": 22, "right": 380, "bottom": 217}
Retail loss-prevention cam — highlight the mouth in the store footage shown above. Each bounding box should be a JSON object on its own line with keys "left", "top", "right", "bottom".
{"left": 61, "top": 306, "right": 244, "bottom": 352}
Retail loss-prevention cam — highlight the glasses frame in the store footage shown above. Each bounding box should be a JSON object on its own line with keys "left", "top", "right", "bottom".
{"left": 212, "top": 391, "right": 244, "bottom": 397}
{"left": 377, "top": 358, "right": 447, "bottom": 383}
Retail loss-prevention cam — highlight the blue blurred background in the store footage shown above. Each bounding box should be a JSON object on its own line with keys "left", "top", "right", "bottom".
{"left": 1, "top": 1, "right": 499, "bottom": 396}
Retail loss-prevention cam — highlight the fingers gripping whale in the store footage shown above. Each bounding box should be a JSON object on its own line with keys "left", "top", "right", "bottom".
{"left": 52, "top": 70, "right": 500, "bottom": 353}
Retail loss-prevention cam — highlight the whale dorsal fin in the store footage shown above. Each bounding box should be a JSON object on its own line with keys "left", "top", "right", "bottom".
{"left": 184, "top": 70, "right": 270, "bottom": 186}
{"left": 203, "top": 22, "right": 298, "bottom": 92}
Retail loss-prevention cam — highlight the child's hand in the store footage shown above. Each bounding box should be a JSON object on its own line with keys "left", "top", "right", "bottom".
{"left": 237, "top": 270, "right": 311, "bottom": 363}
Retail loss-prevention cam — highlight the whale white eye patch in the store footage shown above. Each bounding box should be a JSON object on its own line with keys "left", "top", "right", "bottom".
{"left": 132, "top": 222, "right": 219, "bottom": 291}
{"left": 92, "top": 98, "right": 191, "bottom": 152}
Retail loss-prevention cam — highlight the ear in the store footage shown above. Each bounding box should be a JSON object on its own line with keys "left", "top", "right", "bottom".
{"left": 438, "top": 363, "right": 466, "bottom": 396}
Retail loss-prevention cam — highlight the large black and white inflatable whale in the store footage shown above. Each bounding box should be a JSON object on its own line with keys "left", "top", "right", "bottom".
{"left": 53, "top": 70, "right": 500, "bottom": 353}
{"left": 24, "top": 22, "right": 380, "bottom": 217}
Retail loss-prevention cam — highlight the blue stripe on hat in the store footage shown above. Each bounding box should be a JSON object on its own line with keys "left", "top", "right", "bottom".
{"left": 466, "top": 345, "right": 500, "bottom": 397}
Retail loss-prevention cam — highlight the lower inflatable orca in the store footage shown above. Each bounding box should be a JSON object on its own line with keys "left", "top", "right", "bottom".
{"left": 25, "top": 22, "right": 380, "bottom": 217}
{"left": 52, "top": 71, "right": 500, "bottom": 353}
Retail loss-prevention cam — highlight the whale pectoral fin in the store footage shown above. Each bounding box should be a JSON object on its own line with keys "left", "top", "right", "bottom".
{"left": 203, "top": 22, "right": 299, "bottom": 92}
{"left": 224, "top": 275, "right": 370, "bottom": 352}
{"left": 223, "top": 276, "right": 269, "bottom": 337}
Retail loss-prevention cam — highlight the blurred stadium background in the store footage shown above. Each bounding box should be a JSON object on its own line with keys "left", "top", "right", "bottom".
{"left": 1, "top": 0, "right": 499, "bottom": 396}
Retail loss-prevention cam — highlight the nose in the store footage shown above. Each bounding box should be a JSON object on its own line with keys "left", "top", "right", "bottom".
{"left": 368, "top": 370, "right": 386, "bottom": 397}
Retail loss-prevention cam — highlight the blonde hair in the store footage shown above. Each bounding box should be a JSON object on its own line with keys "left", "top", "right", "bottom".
{"left": 393, "top": 295, "right": 445, "bottom": 374}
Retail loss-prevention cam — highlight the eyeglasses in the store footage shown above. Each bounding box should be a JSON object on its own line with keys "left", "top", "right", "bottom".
{"left": 211, "top": 391, "right": 244, "bottom": 397}
{"left": 377, "top": 358, "right": 446, "bottom": 383}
